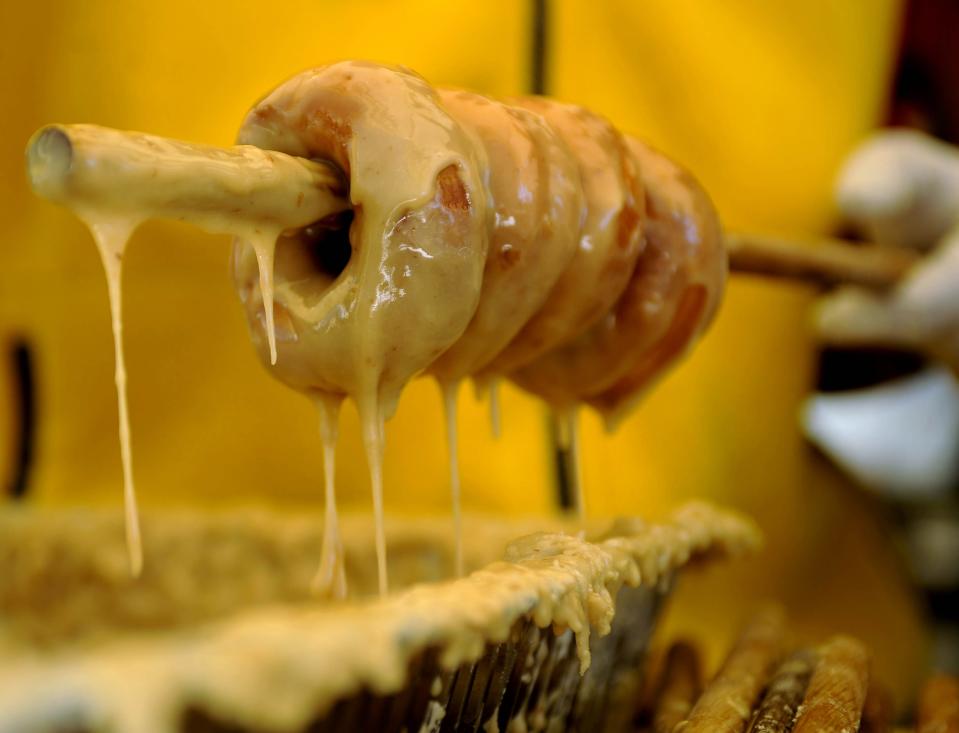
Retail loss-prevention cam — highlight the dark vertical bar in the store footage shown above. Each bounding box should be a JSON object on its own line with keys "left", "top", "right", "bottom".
{"left": 550, "top": 415, "right": 574, "bottom": 510}
{"left": 7, "top": 339, "right": 36, "bottom": 499}
{"left": 530, "top": 0, "right": 549, "bottom": 95}
{"left": 530, "top": 0, "right": 571, "bottom": 510}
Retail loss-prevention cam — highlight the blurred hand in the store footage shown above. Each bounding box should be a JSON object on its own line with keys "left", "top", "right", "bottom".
{"left": 815, "top": 130, "right": 959, "bottom": 368}
{"left": 805, "top": 130, "right": 959, "bottom": 499}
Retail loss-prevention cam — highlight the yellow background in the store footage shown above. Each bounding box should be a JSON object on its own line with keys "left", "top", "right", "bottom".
{"left": 0, "top": 0, "right": 924, "bottom": 702}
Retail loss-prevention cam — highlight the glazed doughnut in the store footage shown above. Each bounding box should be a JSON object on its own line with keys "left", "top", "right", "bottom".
{"left": 597, "top": 139, "right": 726, "bottom": 401}
{"left": 476, "top": 97, "right": 646, "bottom": 380}
{"left": 427, "top": 91, "right": 584, "bottom": 384}
{"left": 512, "top": 138, "right": 726, "bottom": 425}
{"left": 232, "top": 61, "right": 490, "bottom": 426}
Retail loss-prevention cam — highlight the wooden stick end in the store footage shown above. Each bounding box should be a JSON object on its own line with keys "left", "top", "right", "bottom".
{"left": 26, "top": 125, "right": 74, "bottom": 200}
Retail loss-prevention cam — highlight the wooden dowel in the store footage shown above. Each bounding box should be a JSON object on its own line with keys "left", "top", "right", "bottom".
{"left": 651, "top": 641, "right": 703, "bottom": 733}
{"left": 918, "top": 675, "right": 959, "bottom": 733}
{"left": 747, "top": 648, "right": 817, "bottom": 733}
{"left": 792, "top": 635, "right": 870, "bottom": 733}
{"left": 726, "top": 232, "right": 918, "bottom": 290}
{"left": 26, "top": 124, "right": 350, "bottom": 236}
{"left": 678, "top": 608, "right": 786, "bottom": 733}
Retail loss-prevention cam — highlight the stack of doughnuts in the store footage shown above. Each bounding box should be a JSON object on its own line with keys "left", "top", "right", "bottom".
{"left": 231, "top": 60, "right": 726, "bottom": 428}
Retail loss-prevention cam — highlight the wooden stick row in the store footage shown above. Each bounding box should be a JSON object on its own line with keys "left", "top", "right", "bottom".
{"left": 637, "top": 614, "right": 958, "bottom": 733}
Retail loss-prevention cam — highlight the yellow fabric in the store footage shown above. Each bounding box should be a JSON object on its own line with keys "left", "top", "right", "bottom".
{"left": 0, "top": 0, "right": 553, "bottom": 516}
{"left": 549, "top": 0, "right": 923, "bottom": 703}
{"left": 0, "top": 0, "right": 923, "bottom": 704}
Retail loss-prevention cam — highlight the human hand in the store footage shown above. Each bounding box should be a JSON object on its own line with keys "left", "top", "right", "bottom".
{"left": 815, "top": 130, "right": 959, "bottom": 368}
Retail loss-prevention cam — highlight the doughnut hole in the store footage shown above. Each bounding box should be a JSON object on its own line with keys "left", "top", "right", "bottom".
{"left": 230, "top": 207, "right": 355, "bottom": 352}
{"left": 274, "top": 209, "right": 355, "bottom": 293}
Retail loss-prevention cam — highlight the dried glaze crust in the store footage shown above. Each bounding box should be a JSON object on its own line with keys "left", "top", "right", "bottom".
{"left": 0, "top": 503, "right": 758, "bottom": 733}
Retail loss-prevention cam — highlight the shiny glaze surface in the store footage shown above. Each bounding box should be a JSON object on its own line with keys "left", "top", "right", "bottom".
{"left": 232, "top": 61, "right": 488, "bottom": 422}
{"left": 479, "top": 98, "right": 646, "bottom": 378}
{"left": 512, "top": 139, "right": 726, "bottom": 416}
{"left": 589, "top": 140, "right": 725, "bottom": 426}
{"left": 428, "top": 90, "right": 583, "bottom": 383}
{"left": 28, "top": 59, "right": 726, "bottom": 597}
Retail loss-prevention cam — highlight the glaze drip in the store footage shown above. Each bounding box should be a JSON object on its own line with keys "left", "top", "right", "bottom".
{"left": 85, "top": 214, "right": 143, "bottom": 577}
{"left": 313, "top": 394, "right": 347, "bottom": 599}
{"left": 441, "top": 381, "right": 465, "bottom": 576}
{"left": 360, "top": 398, "right": 389, "bottom": 596}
